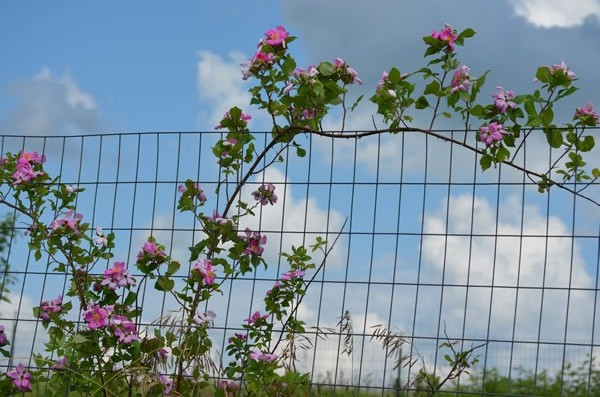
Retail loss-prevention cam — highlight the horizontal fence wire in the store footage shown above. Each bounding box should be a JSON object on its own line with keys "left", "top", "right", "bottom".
{"left": 0, "top": 129, "right": 598, "bottom": 395}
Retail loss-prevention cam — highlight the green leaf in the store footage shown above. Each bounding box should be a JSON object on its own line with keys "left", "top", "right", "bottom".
{"left": 62, "top": 301, "right": 73, "bottom": 312}
{"left": 72, "top": 334, "right": 89, "bottom": 345}
{"left": 496, "top": 146, "right": 510, "bottom": 162}
{"left": 579, "top": 135, "right": 595, "bottom": 152}
{"left": 511, "top": 108, "right": 524, "bottom": 121}
{"left": 350, "top": 94, "right": 364, "bottom": 111}
{"left": 540, "top": 107, "right": 554, "bottom": 126}
{"left": 415, "top": 96, "right": 430, "bottom": 109}
{"left": 424, "top": 81, "right": 440, "bottom": 96}
{"left": 545, "top": 128, "right": 563, "bottom": 148}
{"left": 415, "top": 67, "right": 434, "bottom": 77}
{"left": 556, "top": 86, "right": 578, "bottom": 99}
{"left": 167, "top": 260, "right": 180, "bottom": 276}
{"left": 524, "top": 100, "right": 536, "bottom": 117}
{"left": 480, "top": 155, "right": 492, "bottom": 171}
{"left": 296, "top": 147, "right": 306, "bottom": 157}
{"left": 503, "top": 134, "right": 516, "bottom": 147}
{"left": 470, "top": 70, "right": 489, "bottom": 102}
{"left": 535, "top": 66, "right": 552, "bottom": 83}
{"left": 317, "top": 62, "right": 335, "bottom": 76}
{"left": 281, "top": 56, "right": 296, "bottom": 76}
{"left": 229, "top": 106, "right": 242, "bottom": 120}
{"left": 124, "top": 291, "right": 137, "bottom": 306}
{"left": 422, "top": 36, "right": 439, "bottom": 46}
{"left": 527, "top": 117, "right": 541, "bottom": 128}
{"left": 155, "top": 276, "right": 174, "bottom": 292}
{"left": 568, "top": 152, "right": 585, "bottom": 168}
{"left": 427, "top": 56, "right": 444, "bottom": 66}
{"left": 388, "top": 67, "right": 402, "bottom": 84}
{"left": 141, "top": 338, "right": 162, "bottom": 354}
{"left": 458, "top": 28, "right": 476, "bottom": 39}
{"left": 469, "top": 104, "right": 485, "bottom": 117}
{"left": 424, "top": 46, "right": 440, "bottom": 57}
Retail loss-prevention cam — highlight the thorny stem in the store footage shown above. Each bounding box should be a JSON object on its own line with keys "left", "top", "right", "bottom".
{"left": 511, "top": 86, "right": 557, "bottom": 162}
{"left": 340, "top": 91, "right": 347, "bottom": 132}
{"left": 544, "top": 127, "right": 586, "bottom": 178}
{"left": 269, "top": 218, "right": 347, "bottom": 355}
{"left": 94, "top": 349, "right": 109, "bottom": 397}
{"left": 429, "top": 62, "right": 450, "bottom": 131}
{"left": 463, "top": 98, "right": 472, "bottom": 145}
{"left": 57, "top": 245, "right": 88, "bottom": 310}
{"left": 230, "top": 219, "right": 347, "bottom": 388}
{"left": 299, "top": 126, "right": 600, "bottom": 208}
{"left": 395, "top": 109, "right": 410, "bottom": 129}
{"left": 0, "top": 196, "right": 33, "bottom": 220}
{"left": 577, "top": 176, "right": 598, "bottom": 194}
{"left": 188, "top": 135, "right": 282, "bottom": 319}
{"left": 252, "top": 142, "right": 290, "bottom": 176}
{"left": 175, "top": 134, "right": 283, "bottom": 392}
{"left": 265, "top": 86, "right": 282, "bottom": 135}
{"left": 221, "top": 137, "right": 283, "bottom": 219}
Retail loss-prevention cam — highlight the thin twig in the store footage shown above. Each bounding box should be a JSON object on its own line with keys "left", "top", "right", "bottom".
{"left": 429, "top": 66, "right": 449, "bottom": 131}
{"left": 511, "top": 87, "right": 557, "bottom": 162}
{"left": 270, "top": 218, "right": 348, "bottom": 355}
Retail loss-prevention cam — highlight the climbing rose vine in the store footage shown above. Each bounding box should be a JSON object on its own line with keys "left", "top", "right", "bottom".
{"left": 0, "top": 23, "right": 596, "bottom": 397}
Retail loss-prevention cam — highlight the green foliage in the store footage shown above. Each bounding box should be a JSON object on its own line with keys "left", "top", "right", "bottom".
{"left": 0, "top": 214, "right": 17, "bottom": 302}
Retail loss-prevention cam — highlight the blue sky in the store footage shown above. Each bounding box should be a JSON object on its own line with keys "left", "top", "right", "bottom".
{"left": 2, "top": 0, "right": 600, "bottom": 133}
{"left": 0, "top": 1, "right": 284, "bottom": 132}
{"left": 0, "top": 0, "right": 599, "bottom": 389}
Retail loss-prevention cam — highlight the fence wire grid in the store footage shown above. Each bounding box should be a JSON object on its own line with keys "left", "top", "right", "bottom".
{"left": 0, "top": 129, "right": 598, "bottom": 396}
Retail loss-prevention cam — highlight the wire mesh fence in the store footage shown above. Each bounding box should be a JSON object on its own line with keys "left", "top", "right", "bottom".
{"left": 0, "top": 129, "right": 598, "bottom": 395}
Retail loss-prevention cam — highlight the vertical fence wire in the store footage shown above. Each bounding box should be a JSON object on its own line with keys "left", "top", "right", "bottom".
{"left": 589, "top": 225, "right": 600, "bottom": 397}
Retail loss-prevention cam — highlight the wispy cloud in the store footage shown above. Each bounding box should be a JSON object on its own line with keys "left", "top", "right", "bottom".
{"left": 0, "top": 68, "right": 106, "bottom": 135}
{"left": 508, "top": 0, "right": 600, "bottom": 28}
{"left": 196, "top": 51, "right": 251, "bottom": 128}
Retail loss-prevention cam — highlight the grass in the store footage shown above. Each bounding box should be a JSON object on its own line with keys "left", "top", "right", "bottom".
{"left": 21, "top": 357, "right": 600, "bottom": 396}
{"left": 312, "top": 357, "right": 600, "bottom": 396}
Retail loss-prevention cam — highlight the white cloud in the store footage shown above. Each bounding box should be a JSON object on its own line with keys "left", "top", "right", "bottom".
{"left": 239, "top": 167, "right": 347, "bottom": 270}
{"left": 0, "top": 293, "right": 42, "bottom": 364}
{"left": 0, "top": 67, "right": 104, "bottom": 135}
{"left": 34, "top": 67, "right": 97, "bottom": 111}
{"left": 285, "top": 193, "right": 597, "bottom": 384}
{"left": 196, "top": 51, "right": 252, "bottom": 127}
{"left": 290, "top": 193, "right": 598, "bottom": 384}
{"left": 508, "top": 0, "right": 600, "bottom": 28}
{"left": 296, "top": 311, "right": 391, "bottom": 385}
{"left": 124, "top": 165, "right": 348, "bottom": 327}
{"left": 128, "top": 166, "right": 347, "bottom": 275}
{"left": 421, "top": 193, "right": 595, "bottom": 352}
